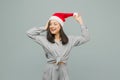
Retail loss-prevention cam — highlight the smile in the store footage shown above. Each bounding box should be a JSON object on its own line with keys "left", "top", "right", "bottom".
{"left": 51, "top": 28, "right": 56, "bottom": 32}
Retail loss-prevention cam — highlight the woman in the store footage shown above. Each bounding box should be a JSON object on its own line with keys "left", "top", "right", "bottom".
{"left": 26, "top": 12, "right": 90, "bottom": 80}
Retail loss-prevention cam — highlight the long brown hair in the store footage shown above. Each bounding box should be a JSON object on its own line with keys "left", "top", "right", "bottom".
{"left": 46, "top": 21, "right": 69, "bottom": 45}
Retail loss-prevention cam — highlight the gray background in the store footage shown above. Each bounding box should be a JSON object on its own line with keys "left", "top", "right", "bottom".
{"left": 0, "top": 0, "right": 120, "bottom": 80}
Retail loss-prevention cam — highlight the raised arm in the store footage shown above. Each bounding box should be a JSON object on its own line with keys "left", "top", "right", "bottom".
{"left": 26, "top": 24, "right": 48, "bottom": 46}
{"left": 26, "top": 26, "right": 46, "bottom": 38}
{"left": 71, "top": 13, "right": 90, "bottom": 47}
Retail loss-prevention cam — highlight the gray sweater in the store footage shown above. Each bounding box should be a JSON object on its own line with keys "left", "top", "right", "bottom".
{"left": 26, "top": 25, "right": 90, "bottom": 80}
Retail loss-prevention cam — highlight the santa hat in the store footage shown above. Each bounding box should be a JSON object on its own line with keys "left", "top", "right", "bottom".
{"left": 48, "top": 12, "right": 78, "bottom": 26}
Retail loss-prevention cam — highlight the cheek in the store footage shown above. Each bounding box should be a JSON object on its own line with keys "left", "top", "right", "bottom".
{"left": 56, "top": 26, "right": 61, "bottom": 32}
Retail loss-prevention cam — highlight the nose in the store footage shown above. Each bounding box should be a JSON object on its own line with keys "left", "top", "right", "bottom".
{"left": 50, "top": 25, "right": 55, "bottom": 29}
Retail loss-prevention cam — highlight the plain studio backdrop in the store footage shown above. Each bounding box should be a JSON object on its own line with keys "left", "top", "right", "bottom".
{"left": 0, "top": 0, "right": 120, "bottom": 80}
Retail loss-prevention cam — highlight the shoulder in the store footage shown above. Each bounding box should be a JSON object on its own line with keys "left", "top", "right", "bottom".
{"left": 67, "top": 35, "right": 76, "bottom": 42}
{"left": 67, "top": 35, "right": 75, "bottom": 39}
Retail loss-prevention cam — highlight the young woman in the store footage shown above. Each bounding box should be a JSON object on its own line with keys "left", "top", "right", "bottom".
{"left": 26, "top": 12, "right": 90, "bottom": 80}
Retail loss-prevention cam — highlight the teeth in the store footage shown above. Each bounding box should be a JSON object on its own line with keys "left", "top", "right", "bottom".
{"left": 51, "top": 29, "right": 56, "bottom": 31}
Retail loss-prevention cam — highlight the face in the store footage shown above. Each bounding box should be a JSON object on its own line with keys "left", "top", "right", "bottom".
{"left": 49, "top": 20, "right": 61, "bottom": 35}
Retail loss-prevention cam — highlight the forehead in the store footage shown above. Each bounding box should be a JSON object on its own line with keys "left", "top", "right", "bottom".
{"left": 50, "top": 20, "right": 59, "bottom": 23}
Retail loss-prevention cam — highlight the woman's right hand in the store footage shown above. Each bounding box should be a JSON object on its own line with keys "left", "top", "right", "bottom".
{"left": 45, "top": 21, "right": 49, "bottom": 30}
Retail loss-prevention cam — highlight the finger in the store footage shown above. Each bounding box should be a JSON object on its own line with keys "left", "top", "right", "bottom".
{"left": 73, "top": 14, "right": 76, "bottom": 17}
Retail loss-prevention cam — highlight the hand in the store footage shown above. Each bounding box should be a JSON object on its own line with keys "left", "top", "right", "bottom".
{"left": 73, "top": 13, "right": 84, "bottom": 25}
{"left": 45, "top": 21, "right": 49, "bottom": 30}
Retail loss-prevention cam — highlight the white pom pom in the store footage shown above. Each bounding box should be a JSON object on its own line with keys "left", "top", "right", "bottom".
{"left": 73, "top": 12, "right": 78, "bottom": 16}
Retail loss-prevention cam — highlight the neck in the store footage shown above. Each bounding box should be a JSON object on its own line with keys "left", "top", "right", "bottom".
{"left": 55, "top": 33, "right": 61, "bottom": 41}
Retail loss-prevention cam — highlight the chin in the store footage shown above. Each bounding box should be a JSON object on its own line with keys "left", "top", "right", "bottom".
{"left": 50, "top": 30, "right": 59, "bottom": 35}
{"left": 51, "top": 32, "right": 56, "bottom": 34}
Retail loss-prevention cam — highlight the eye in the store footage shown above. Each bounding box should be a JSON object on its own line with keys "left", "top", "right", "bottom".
{"left": 54, "top": 23, "right": 57, "bottom": 25}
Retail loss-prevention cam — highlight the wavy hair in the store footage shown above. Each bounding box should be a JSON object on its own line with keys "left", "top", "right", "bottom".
{"left": 46, "top": 21, "right": 69, "bottom": 45}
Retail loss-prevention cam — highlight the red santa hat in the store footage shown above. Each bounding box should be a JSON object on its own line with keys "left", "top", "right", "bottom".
{"left": 49, "top": 12, "right": 78, "bottom": 26}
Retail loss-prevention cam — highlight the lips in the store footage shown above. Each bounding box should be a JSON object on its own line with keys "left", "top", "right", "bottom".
{"left": 51, "top": 28, "right": 56, "bottom": 32}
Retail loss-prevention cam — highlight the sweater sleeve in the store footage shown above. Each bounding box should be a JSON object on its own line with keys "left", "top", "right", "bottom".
{"left": 71, "top": 25, "right": 90, "bottom": 47}
{"left": 26, "top": 26, "right": 47, "bottom": 46}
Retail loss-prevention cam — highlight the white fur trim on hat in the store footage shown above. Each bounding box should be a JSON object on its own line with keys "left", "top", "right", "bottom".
{"left": 73, "top": 12, "right": 78, "bottom": 16}
{"left": 49, "top": 16, "right": 64, "bottom": 26}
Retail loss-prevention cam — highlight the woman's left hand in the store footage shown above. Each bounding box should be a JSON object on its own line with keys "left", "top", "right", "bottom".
{"left": 73, "top": 13, "right": 84, "bottom": 25}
